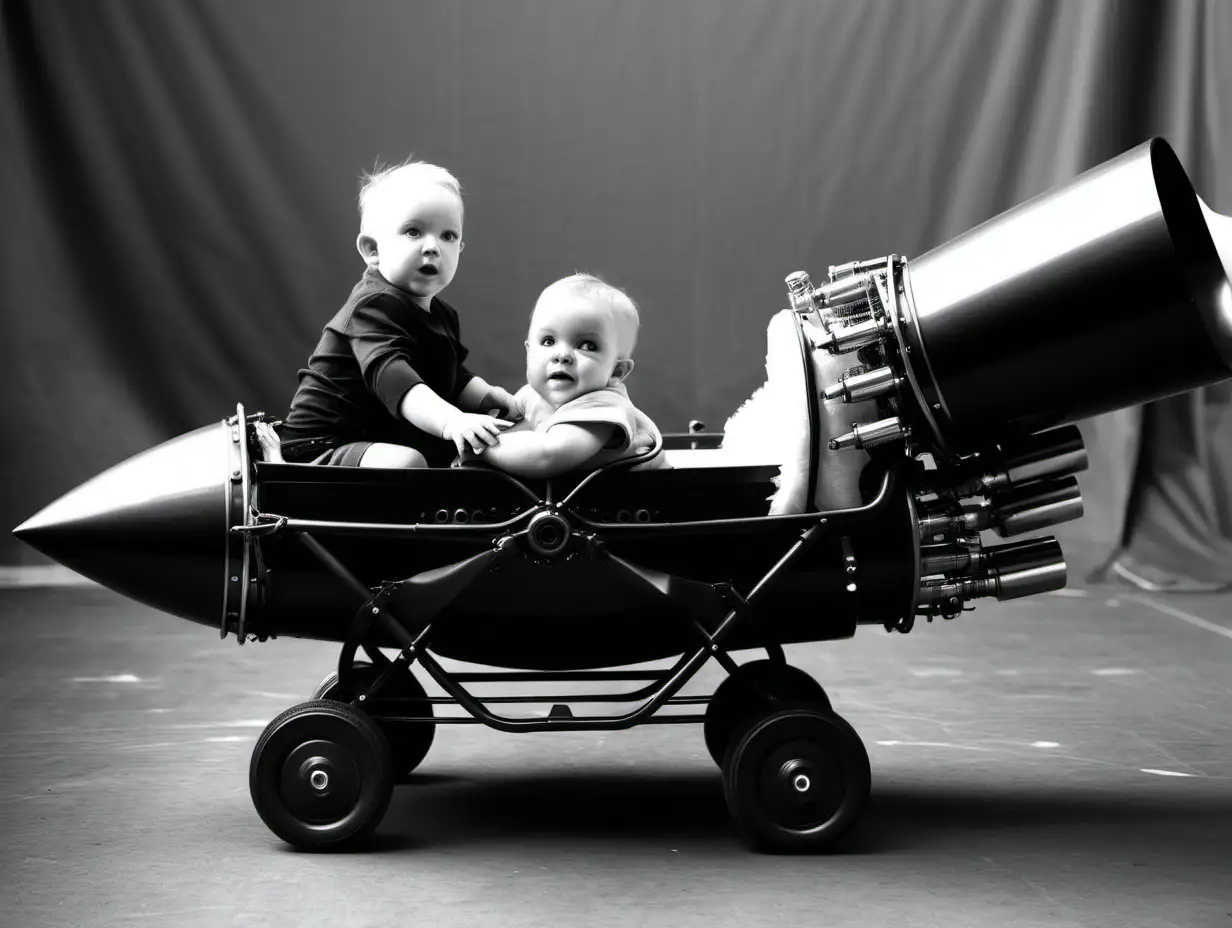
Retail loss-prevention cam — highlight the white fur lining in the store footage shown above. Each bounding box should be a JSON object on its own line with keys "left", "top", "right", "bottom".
{"left": 720, "top": 310, "right": 813, "bottom": 514}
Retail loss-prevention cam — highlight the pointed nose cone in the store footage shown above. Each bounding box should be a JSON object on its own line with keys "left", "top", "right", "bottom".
{"left": 14, "top": 422, "right": 234, "bottom": 628}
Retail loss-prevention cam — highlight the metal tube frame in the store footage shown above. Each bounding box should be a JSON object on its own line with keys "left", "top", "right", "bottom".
{"left": 274, "top": 454, "right": 901, "bottom": 734}
{"left": 298, "top": 528, "right": 823, "bottom": 732}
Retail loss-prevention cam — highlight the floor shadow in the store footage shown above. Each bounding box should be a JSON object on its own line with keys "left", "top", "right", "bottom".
{"left": 383, "top": 769, "right": 732, "bottom": 849}
{"left": 848, "top": 782, "right": 1232, "bottom": 862}
{"left": 379, "top": 768, "right": 1232, "bottom": 863}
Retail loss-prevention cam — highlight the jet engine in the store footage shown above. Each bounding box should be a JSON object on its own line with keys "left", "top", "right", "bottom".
{"left": 785, "top": 137, "right": 1232, "bottom": 624}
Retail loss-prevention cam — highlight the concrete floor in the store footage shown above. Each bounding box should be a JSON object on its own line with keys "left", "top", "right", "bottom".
{"left": 1, "top": 579, "right": 1230, "bottom": 928}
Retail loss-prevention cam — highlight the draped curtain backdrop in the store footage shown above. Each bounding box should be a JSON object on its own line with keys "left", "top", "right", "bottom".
{"left": 3, "top": 0, "right": 1231, "bottom": 580}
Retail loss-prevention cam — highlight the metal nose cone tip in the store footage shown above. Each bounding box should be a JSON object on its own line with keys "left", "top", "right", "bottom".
{"left": 12, "top": 422, "right": 234, "bottom": 628}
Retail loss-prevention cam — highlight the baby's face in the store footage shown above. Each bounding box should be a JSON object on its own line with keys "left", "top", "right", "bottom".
{"left": 526, "top": 292, "right": 624, "bottom": 407}
{"left": 360, "top": 178, "right": 463, "bottom": 308}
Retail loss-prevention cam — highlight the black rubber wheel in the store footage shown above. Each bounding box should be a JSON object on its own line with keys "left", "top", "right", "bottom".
{"left": 722, "top": 706, "right": 870, "bottom": 853}
{"left": 249, "top": 700, "right": 394, "bottom": 850}
{"left": 312, "top": 660, "right": 435, "bottom": 779}
{"left": 703, "top": 661, "right": 831, "bottom": 766}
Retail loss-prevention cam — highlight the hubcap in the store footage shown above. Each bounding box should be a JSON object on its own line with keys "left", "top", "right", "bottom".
{"left": 281, "top": 740, "right": 360, "bottom": 823}
{"left": 779, "top": 758, "right": 815, "bottom": 799}
{"left": 760, "top": 740, "right": 844, "bottom": 831}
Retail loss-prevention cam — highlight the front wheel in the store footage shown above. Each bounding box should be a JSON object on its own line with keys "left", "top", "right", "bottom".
{"left": 722, "top": 706, "right": 870, "bottom": 853}
{"left": 249, "top": 700, "right": 394, "bottom": 850}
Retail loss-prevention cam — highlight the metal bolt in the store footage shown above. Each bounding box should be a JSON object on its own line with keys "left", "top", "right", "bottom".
{"left": 358, "top": 694, "right": 366, "bottom": 702}
{"left": 231, "top": 576, "right": 239, "bottom": 582}
{"left": 310, "top": 770, "right": 329, "bottom": 790}
{"left": 372, "top": 607, "right": 380, "bottom": 614}
{"left": 792, "top": 774, "right": 811, "bottom": 793}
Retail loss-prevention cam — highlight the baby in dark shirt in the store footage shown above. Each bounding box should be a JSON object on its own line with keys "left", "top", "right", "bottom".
{"left": 257, "top": 161, "right": 518, "bottom": 467}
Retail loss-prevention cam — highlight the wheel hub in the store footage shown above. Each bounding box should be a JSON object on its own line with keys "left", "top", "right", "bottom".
{"left": 281, "top": 739, "right": 360, "bottom": 823}
{"left": 778, "top": 757, "right": 818, "bottom": 800}
{"left": 760, "top": 740, "right": 843, "bottom": 829}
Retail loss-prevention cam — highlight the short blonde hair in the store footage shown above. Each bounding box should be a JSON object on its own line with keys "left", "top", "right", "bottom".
{"left": 357, "top": 159, "right": 462, "bottom": 231}
{"left": 537, "top": 272, "right": 641, "bottom": 357}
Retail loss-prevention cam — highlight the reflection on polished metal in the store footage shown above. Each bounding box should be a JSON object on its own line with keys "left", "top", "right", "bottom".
{"left": 785, "top": 270, "right": 817, "bottom": 314}
{"left": 918, "top": 537, "right": 1067, "bottom": 608}
{"left": 920, "top": 544, "right": 985, "bottom": 576}
{"left": 11, "top": 423, "right": 233, "bottom": 627}
{"left": 829, "top": 257, "right": 890, "bottom": 281}
{"left": 784, "top": 269, "right": 874, "bottom": 313}
{"left": 915, "top": 476, "right": 1084, "bottom": 540}
{"left": 823, "top": 365, "right": 901, "bottom": 403}
{"left": 990, "top": 476, "right": 1084, "bottom": 537}
{"left": 811, "top": 316, "right": 889, "bottom": 354}
{"left": 919, "top": 425, "right": 1088, "bottom": 499}
{"left": 902, "top": 139, "right": 1232, "bottom": 450}
{"left": 993, "top": 426, "right": 1088, "bottom": 487}
{"left": 828, "top": 416, "right": 907, "bottom": 451}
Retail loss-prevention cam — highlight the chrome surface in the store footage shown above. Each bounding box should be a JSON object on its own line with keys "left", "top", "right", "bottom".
{"left": 816, "top": 274, "right": 871, "bottom": 308}
{"left": 526, "top": 510, "right": 572, "bottom": 559}
{"left": 829, "top": 257, "right": 889, "bottom": 281}
{"left": 812, "top": 316, "right": 887, "bottom": 354}
{"left": 902, "top": 138, "right": 1232, "bottom": 449}
{"left": 13, "top": 422, "right": 231, "bottom": 628}
{"left": 992, "top": 558, "right": 1068, "bottom": 600}
{"left": 828, "top": 416, "right": 905, "bottom": 451}
{"left": 823, "top": 364, "right": 900, "bottom": 403}
{"left": 991, "top": 476, "right": 1084, "bottom": 537}
{"left": 993, "top": 425, "right": 1089, "bottom": 488}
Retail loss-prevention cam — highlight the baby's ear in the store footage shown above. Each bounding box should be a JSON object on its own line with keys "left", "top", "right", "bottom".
{"left": 609, "top": 358, "right": 635, "bottom": 385}
{"left": 356, "top": 234, "right": 380, "bottom": 266}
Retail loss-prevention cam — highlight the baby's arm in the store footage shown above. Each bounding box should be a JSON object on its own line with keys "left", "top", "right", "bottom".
{"left": 400, "top": 384, "right": 511, "bottom": 455}
{"left": 475, "top": 422, "right": 614, "bottom": 478}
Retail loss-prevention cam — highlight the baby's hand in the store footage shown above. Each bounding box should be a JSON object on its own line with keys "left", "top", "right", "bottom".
{"left": 443, "top": 412, "right": 512, "bottom": 455}
{"left": 253, "top": 421, "right": 284, "bottom": 463}
{"left": 481, "top": 386, "right": 524, "bottom": 421}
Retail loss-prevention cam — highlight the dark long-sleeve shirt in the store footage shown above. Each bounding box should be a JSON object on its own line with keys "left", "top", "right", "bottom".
{"left": 280, "top": 268, "right": 475, "bottom": 465}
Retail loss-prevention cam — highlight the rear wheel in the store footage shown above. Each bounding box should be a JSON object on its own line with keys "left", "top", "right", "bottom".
{"left": 313, "top": 660, "right": 435, "bottom": 779}
{"left": 703, "top": 660, "right": 830, "bottom": 766}
{"left": 249, "top": 700, "right": 394, "bottom": 850}
{"left": 722, "top": 706, "right": 870, "bottom": 853}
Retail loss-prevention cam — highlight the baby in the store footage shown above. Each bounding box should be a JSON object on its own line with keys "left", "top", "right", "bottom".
{"left": 463, "top": 273, "right": 666, "bottom": 478}
{"left": 258, "top": 160, "right": 518, "bottom": 467}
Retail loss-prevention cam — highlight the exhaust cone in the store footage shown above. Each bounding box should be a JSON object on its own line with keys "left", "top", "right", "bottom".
{"left": 904, "top": 138, "right": 1232, "bottom": 450}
